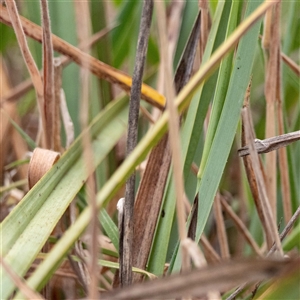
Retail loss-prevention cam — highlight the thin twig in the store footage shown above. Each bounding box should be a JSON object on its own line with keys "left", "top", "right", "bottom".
{"left": 269, "top": 205, "right": 300, "bottom": 254}
{"left": 275, "top": 5, "right": 292, "bottom": 224}
{"left": 226, "top": 205, "right": 300, "bottom": 300}
{"left": 264, "top": 3, "right": 279, "bottom": 220}
{"left": 238, "top": 130, "right": 300, "bottom": 157}
{"left": 4, "top": 0, "right": 46, "bottom": 144}
{"left": 0, "top": 6, "right": 165, "bottom": 109}
{"left": 103, "top": 259, "right": 291, "bottom": 300}
{"left": 281, "top": 52, "right": 300, "bottom": 76}
{"left": 121, "top": 0, "right": 153, "bottom": 287}
{"left": 220, "top": 196, "right": 263, "bottom": 257}
{"left": 242, "top": 97, "right": 283, "bottom": 254}
{"left": 213, "top": 193, "right": 230, "bottom": 259}
{"left": 1, "top": 24, "right": 117, "bottom": 104}
{"left": 74, "top": 1, "right": 99, "bottom": 297}
{"left": 0, "top": 257, "right": 44, "bottom": 300}
{"left": 41, "top": 0, "right": 54, "bottom": 150}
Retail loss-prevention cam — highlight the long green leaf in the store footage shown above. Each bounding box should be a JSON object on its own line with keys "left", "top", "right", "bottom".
{"left": 0, "top": 95, "right": 129, "bottom": 299}
{"left": 171, "top": 0, "right": 264, "bottom": 272}
{"left": 199, "top": 0, "right": 240, "bottom": 176}
{"left": 148, "top": 0, "right": 230, "bottom": 276}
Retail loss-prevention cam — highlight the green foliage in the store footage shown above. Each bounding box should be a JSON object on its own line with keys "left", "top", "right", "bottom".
{"left": 0, "top": 1, "right": 299, "bottom": 299}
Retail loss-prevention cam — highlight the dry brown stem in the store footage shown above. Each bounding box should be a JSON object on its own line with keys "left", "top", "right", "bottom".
{"left": 0, "top": 5, "right": 165, "bottom": 109}
{"left": 281, "top": 52, "right": 300, "bottom": 76}
{"left": 242, "top": 102, "right": 283, "bottom": 254}
{"left": 220, "top": 196, "right": 262, "bottom": 257}
{"left": 0, "top": 256, "right": 44, "bottom": 300}
{"left": 74, "top": 1, "right": 99, "bottom": 297}
{"left": 41, "top": 0, "right": 54, "bottom": 150}
{"left": 1, "top": 25, "right": 116, "bottom": 105}
{"left": 264, "top": 3, "right": 281, "bottom": 220}
{"left": 4, "top": 0, "right": 46, "bottom": 145}
{"left": 213, "top": 193, "right": 230, "bottom": 259}
{"left": 156, "top": 0, "right": 189, "bottom": 273}
{"left": 102, "top": 259, "right": 292, "bottom": 300}
{"left": 132, "top": 135, "right": 171, "bottom": 283}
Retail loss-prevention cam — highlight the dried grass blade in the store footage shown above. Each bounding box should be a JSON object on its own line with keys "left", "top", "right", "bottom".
{"left": 263, "top": 4, "right": 280, "bottom": 220}
{"left": 281, "top": 52, "right": 300, "bottom": 77}
{"left": 2, "top": 24, "right": 116, "bottom": 104}
{"left": 132, "top": 134, "right": 171, "bottom": 283}
{"left": 238, "top": 130, "right": 300, "bottom": 157}
{"left": 0, "top": 6, "right": 165, "bottom": 109}
{"left": 0, "top": 57, "right": 27, "bottom": 183}
{"left": 213, "top": 193, "right": 230, "bottom": 259}
{"left": 41, "top": 0, "right": 54, "bottom": 150}
{"left": 4, "top": 0, "right": 46, "bottom": 144}
{"left": 220, "top": 196, "right": 262, "bottom": 257}
{"left": 242, "top": 95, "right": 282, "bottom": 254}
{"left": 156, "top": 0, "right": 189, "bottom": 273}
{"left": 102, "top": 259, "right": 292, "bottom": 300}
{"left": 276, "top": 57, "right": 292, "bottom": 225}
{"left": 74, "top": 1, "right": 99, "bottom": 297}
{"left": 0, "top": 257, "right": 44, "bottom": 300}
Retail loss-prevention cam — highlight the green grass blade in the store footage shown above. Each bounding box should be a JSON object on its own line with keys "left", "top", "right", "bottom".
{"left": 4, "top": 112, "right": 36, "bottom": 150}
{"left": 171, "top": 0, "right": 264, "bottom": 272}
{"left": 99, "top": 209, "right": 119, "bottom": 252}
{"left": 198, "top": 0, "right": 240, "bottom": 176}
{"left": 148, "top": 0, "right": 230, "bottom": 276}
{"left": 195, "top": 0, "right": 263, "bottom": 256}
{"left": 0, "top": 96, "right": 129, "bottom": 299}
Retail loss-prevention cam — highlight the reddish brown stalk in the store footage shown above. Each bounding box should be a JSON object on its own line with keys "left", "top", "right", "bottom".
{"left": 281, "top": 52, "right": 300, "bottom": 77}
{"left": 167, "top": 0, "right": 185, "bottom": 62}
{"left": 262, "top": 6, "right": 272, "bottom": 52}
{"left": 219, "top": 196, "right": 262, "bottom": 257}
{"left": 213, "top": 193, "right": 230, "bottom": 259}
{"left": 41, "top": 0, "right": 54, "bottom": 150}
{"left": 103, "top": 259, "right": 293, "bottom": 300}
{"left": 4, "top": 0, "right": 46, "bottom": 145}
{"left": 275, "top": 4, "right": 292, "bottom": 225}
{"left": 241, "top": 83, "right": 275, "bottom": 250}
{"left": 200, "top": 235, "right": 221, "bottom": 264}
{"left": 0, "top": 5, "right": 165, "bottom": 109}
{"left": 74, "top": 0, "right": 99, "bottom": 297}
{"left": 156, "top": 1, "right": 189, "bottom": 273}
{"left": 242, "top": 98, "right": 283, "bottom": 254}
{"left": 199, "top": 0, "right": 210, "bottom": 61}
{"left": 132, "top": 135, "right": 171, "bottom": 283}
{"left": 263, "top": 4, "right": 280, "bottom": 220}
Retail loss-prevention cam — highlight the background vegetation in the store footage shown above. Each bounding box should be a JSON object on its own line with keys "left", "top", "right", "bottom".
{"left": 0, "top": 0, "right": 299, "bottom": 299}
